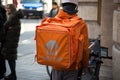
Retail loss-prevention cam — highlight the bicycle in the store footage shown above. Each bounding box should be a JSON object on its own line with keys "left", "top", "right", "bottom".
{"left": 46, "top": 36, "right": 112, "bottom": 80}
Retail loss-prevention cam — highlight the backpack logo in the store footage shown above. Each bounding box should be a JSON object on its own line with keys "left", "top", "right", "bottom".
{"left": 46, "top": 40, "right": 58, "bottom": 56}
{"left": 41, "top": 40, "right": 63, "bottom": 62}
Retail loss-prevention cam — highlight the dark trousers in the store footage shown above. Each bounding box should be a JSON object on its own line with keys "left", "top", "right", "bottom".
{"left": 51, "top": 69, "right": 78, "bottom": 80}
{"left": 8, "top": 60, "right": 16, "bottom": 75}
{"left": 0, "top": 53, "right": 6, "bottom": 79}
{"left": 5, "top": 60, "right": 17, "bottom": 80}
{"left": 0, "top": 42, "right": 6, "bottom": 79}
{"left": 0, "top": 43, "right": 16, "bottom": 80}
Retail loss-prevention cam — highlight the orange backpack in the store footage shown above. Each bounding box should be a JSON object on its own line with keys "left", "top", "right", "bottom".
{"left": 35, "top": 17, "right": 81, "bottom": 69}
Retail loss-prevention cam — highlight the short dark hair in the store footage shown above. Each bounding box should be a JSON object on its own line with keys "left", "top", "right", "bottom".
{"left": 52, "top": 2, "right": 58, "bottom": 5}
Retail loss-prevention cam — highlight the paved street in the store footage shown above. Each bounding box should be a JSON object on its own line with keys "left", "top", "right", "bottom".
{"left": 6, "top": 19, "right": 50, "bottom": 80}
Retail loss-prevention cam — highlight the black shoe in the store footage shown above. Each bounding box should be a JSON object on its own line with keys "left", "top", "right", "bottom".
{"left": 4, "top": 74, "right": 16, "bottom": 80}
{"left": 0, "top": 74, "right": 5, "bottom": 80}
{"left": 0, "top": 75, "right": 4, "bottom": 79}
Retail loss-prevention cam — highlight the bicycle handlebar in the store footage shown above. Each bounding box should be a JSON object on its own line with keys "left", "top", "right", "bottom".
{"left": 101, "top": 56, "right": 112, "bottom": 59}
{"left": 88, "top": 35, "right": 112, "bottom": 60}
{"left": 89, "top": 35, "right": 100, "bottom": 49}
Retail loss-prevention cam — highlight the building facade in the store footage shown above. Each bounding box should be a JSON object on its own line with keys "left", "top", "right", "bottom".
{"left": 112, "top": 0, "right": 120, "bottom": 80}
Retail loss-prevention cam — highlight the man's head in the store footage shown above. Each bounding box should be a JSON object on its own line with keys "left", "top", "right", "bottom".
{"left": 61, "top": 0, "right": 79, "bottom": 15}
{"left": 52, "top": 2, "right": 58, "bottom": 10}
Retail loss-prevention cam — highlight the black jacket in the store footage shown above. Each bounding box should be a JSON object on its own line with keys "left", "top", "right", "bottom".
{"left": 1, "top": 10, "right": 23, "bottom": 60}
{"left": 49, "top": 8, "right": 59, "bottom": 17}
{"left": 0, "top": 6, "right": 7, "bottom": 42}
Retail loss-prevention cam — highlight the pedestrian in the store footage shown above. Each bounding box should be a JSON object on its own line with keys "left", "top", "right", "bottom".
{"left": 51, "top": 0, "right": 89, "bottom": 80}
{"left": 48, "top": 2, "right": 59, "bottom": 17}
{"left": 1, "top": 4, "right": 23, "bottom": 80}
{"left": 0, "top": 0, "right": 7, "bottom": 79}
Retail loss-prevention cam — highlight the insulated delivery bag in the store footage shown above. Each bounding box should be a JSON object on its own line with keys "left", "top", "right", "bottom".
{"left": 35, "top": 17, "right": 82, "bottom": 69}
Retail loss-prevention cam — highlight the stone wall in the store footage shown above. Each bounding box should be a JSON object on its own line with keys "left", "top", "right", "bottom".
{"left": 101, "top": 0, "right": 115, "bottom": 56}
{"left": 113, "top": 10, "right": 120, "bottom": 45}
{"left": 112, "top": 0, "right": 120, "bottom": 79}
{"left": 78, "top": 0, "right": 100, "bottom": 39}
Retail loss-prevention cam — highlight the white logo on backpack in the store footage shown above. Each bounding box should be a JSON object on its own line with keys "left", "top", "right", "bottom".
{"left": 46, "top": 40, "right": 58, "bottom": 56}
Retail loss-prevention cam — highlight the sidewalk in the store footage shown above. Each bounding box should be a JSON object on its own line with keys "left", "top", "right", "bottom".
{"left": 16, "top": 54, "right": 50, "bottom": 80}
